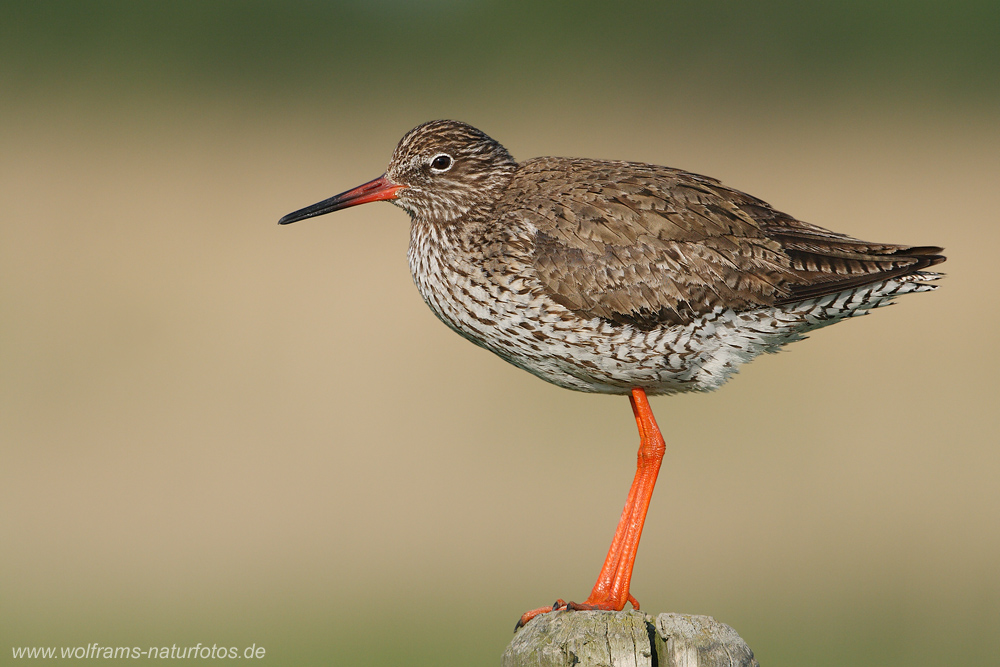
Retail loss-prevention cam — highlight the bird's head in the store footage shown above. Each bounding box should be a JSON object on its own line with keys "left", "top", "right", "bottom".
{"left": 279, "top": 120, "right": 517, "bottom": 227}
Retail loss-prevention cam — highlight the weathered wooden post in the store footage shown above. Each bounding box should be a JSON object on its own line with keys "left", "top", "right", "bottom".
{"left": 503, "top": 611, "right": 758, "bottom": 667}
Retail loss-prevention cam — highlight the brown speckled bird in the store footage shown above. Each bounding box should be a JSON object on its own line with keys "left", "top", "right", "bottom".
{"left": 279, "top": 120, "right": 945, "bottom": 628}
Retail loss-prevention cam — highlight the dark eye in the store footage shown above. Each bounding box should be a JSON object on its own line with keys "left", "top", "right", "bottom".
{"left": 430, "top": 154, "right": 453, "bottom": 172}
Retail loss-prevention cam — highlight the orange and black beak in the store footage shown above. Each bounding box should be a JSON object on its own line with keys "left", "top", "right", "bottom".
{"left": 278, "top": 175, "right": 406, "bottom": 225}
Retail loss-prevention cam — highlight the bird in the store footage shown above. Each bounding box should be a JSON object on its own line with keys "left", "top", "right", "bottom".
{"left": 278, "top": 119, "right": 945, "bottom": 629}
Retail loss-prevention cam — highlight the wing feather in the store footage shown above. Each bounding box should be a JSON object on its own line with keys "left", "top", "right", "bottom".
{"left": 495, "top": 157, "right": 944, "bottom": 328}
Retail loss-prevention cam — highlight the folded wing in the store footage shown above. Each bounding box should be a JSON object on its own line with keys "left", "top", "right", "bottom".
{"left": 500, "top": 157, "right": 944, "bottom": 328}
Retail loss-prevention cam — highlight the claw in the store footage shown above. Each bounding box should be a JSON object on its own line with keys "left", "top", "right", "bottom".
{"left": 515, "top": 600, "right": 571, "bottom": 630}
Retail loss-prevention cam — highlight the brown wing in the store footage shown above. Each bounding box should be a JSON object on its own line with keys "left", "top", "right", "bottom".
{"left": 499, "top": 157, "right": 944, "bottom": 328}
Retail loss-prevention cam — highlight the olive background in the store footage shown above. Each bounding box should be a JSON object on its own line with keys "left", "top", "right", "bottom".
{"left": 3, "top": 3, "right": 998, "bottom": 665}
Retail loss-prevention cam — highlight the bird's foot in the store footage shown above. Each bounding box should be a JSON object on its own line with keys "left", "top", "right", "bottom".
{"left": 515, "top": 593, "right": 640, "bottom": 630}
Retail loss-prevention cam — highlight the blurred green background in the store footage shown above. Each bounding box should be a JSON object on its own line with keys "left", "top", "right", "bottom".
{"left": 2, "top": 2, "right": 998, "bottom": 665}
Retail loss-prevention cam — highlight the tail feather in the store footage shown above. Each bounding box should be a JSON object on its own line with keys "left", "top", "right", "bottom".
{"left": 764, "top": 225, "right": 946, "bottom": 304}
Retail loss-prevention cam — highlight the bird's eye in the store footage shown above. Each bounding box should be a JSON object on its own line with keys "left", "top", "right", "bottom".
{"left": 429, "top": 154, "right": 453, "bottom": 172}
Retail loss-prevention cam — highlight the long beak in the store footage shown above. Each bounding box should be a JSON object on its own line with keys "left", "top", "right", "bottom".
{"left": 278, "top": 174, "right": 406, "bottom": 225}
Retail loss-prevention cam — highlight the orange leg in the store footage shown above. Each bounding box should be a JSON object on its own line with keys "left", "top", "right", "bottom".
{"left": 517, "top": 388, "right": 666, "bottom": 629}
